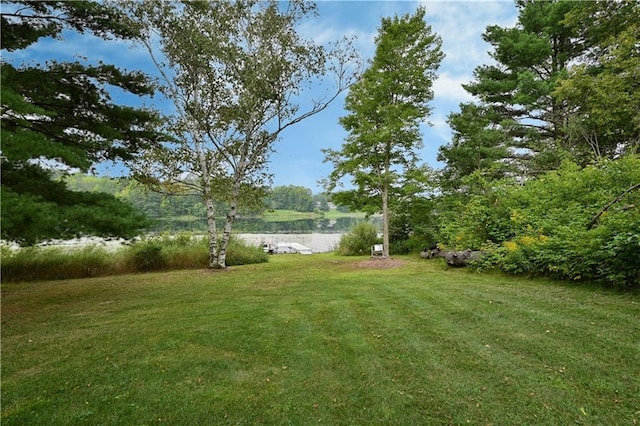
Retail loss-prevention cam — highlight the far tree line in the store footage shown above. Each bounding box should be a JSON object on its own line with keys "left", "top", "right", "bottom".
{"left": 64, "top": 175, "right": 336, "bottom": 218}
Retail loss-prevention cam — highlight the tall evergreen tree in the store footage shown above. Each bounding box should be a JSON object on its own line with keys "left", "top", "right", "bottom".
{"left": 438, "top": 103, "right": 511, "bottom": 192}
{"left": 1, "top": 1, "right": 165, "bottom": 245}
{"left": 439, "top": 0, "right": 639, "bottom": 183}
{"left": 461, "top": 0, "right": 582, "bottom": 174}
{"left": 323, "top": 7, "right": 443, "bottom": 257}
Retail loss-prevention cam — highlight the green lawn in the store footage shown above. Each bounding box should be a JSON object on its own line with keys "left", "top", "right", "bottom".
{"left": 260, "top": 209, "right": 365, "bottom": 222}
{"left": 2, "top": 255, "right": 638, "bottom": 425}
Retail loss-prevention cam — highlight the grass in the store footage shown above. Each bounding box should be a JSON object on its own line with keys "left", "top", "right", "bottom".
{"left": 0, "top": 235, "right": 267, "bottom": 282}
{"left": 2, "top": 254, "right": 639, "bottom": 425}
{"left": 261, "top": 209, "right": 366, "bottom": 221}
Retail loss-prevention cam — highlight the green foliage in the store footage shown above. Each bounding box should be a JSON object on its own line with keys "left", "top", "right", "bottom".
{"left": 224, "top": 237, "right": 269, "bottom": 267}
{"left": 126, "top": 0, "right": 360, "bottom": 268}
{"left": 324, "top": 7, "right": 443, "bottom": 257}
{"left": 337, "top": 221, "right": 381, "bottom": 256}
{"left": 268, "top": 185, "right": 315, "bottom": 212}
{"left": 438, "top": 104, "right": 512, "bottom": 190}
{"left": 1, "top": 1, "right": 165, "bottom": 245}
{"left": 447, "top": 0, "right": 639, "bottom": 181}
{"left": 555, "top": 1, "right": 640, "bottom": 162}
{"left": 1, "top": 165, "right": 149, "bottom": 246}
{"left": 447, "top": 156, "right": 640, "bottom": 287}
{"left": 129, "top": 240, "right": 168, "bottom": 272}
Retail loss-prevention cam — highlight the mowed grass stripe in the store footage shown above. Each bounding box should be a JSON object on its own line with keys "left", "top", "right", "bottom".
{"left": 1, "top": 254, "right": 638, "bottom": 425}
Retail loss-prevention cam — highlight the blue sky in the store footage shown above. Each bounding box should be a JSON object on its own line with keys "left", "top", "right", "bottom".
{"left": 6, "top": 0, "right": 519, "bottom": 192}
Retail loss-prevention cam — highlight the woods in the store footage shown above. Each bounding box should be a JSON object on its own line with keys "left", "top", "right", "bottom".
{"left": 1, "top": 0, "right": 638, "bottom": 286}
{"left": 410, "top": 1, "right": 640, "bottom": 286}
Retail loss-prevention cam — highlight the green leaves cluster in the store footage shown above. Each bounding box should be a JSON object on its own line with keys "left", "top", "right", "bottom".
{"left": 267, "top": 185, "right": 315, "bottom": 212}
{"left": 441, "top": 156, "right": 640, "bottom": 287}
{"left": 1, "top": 1, "right": 165, "bottom": 245}
{"left": 439, "top": 0, "right": 640, "bottom": 184}
{"left": 127, "top": 0, "right": 361, "bottom": 268}
{"left": 425, "top": 1, "right": 640, "bottom": 287}
{"left": 336, "top": 221, "right": 380, "bottom": 256}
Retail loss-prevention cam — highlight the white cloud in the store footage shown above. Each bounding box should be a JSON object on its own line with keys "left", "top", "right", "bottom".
{"left": 425, "top": 1, "right": 518, "bottom": 74}
{"left": 433, "top": 72, "right": 474, "bottom": 105}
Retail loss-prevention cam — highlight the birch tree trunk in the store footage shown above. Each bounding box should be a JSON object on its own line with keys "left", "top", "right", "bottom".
{"left": 204, "top": 194, "right": 220, "bottom": 268}
{"left": 218, "top": 197, "right": 237, "bottom": 269}
{"left": 195, "top": 132, "right": 221, "bottom": 269}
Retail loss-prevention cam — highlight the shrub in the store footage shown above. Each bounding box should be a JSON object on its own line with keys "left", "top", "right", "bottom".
{"left": 450, "top": 155, "right": 640, "bottom": 287}
{"left": 337, "top": 221, "right": 380, "bottom": 256}
{"left": 0, "top": 233, "right": 268, "bottom": 282}
{"left": 128, "top": 240, "right": 168, "bottom": 272}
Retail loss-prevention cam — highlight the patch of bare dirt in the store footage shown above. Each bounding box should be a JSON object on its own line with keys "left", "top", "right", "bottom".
{"left": 357, "top": 257, "right": 407, "bottom": 269}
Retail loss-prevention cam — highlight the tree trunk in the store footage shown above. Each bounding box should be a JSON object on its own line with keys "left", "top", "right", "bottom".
{"left": 204, "top": 194, "right": 222, "bottom": 269}
{"left": 381, "top": 183, "right": 390, "bottom": 258}
{"left": 218, "top": 140, "right": 246, "bottom": 268}
{"left": 218, "top": 198, "right": 237, "bottom": 269}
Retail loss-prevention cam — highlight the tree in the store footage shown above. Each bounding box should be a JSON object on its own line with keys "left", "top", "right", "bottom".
{"left": 1, "top": 1, "right": 164, "bottom": 245}
{"left": 554, "top": 1, "right": 640, "bottom": 162}
{"left": 438, "top": 103, "right": 511, "bottom": 192}
{"left": 462, "top": 0, "right": 584, "bottom": 174}
{"left": 449, "top": 0, "right": 638, "bottom": 178}
{"left": 269, "top": 185, "right": 315, "bottom": 212}
{"left": 126, "top": 0, "right": 360, "bottom": 268}
{"left": 323, "top": 7, "right": 443, "bottom": 257}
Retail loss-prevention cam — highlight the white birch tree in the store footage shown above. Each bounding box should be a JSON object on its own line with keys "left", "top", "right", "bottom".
{"left": 125, "top": 0, "right": 361, "bottom": 268}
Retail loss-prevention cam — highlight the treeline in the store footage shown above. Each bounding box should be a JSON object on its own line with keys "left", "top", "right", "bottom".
{"left": 386, "top": 2, "right": 639, "bottom": 287}
{"left": 64, "top": 176, "right": 331, "bottom": 219}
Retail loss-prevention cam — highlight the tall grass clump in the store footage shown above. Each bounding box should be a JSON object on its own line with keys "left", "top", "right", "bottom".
{"left": 124, "top": 233, "right": 267, "bottom": 270}
{"left": 1, "top": 233, "right": 268, "bottom": 282}
{"left": 0, "top": 244, "right": 120, "bottom": 282}
{"left": 337, "top": 221, "right": 380, "bottom": 255}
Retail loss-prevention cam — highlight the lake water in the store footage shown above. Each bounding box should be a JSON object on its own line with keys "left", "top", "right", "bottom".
{"left": 12, "top": 216, "right": 378, "bottom": 253}
{"left": 150, "top": 216, "right": 369, "bottom": 234}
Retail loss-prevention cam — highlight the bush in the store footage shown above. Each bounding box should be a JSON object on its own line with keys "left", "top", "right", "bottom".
{"left": 225, "top": 237, "right": 268, "bottom": 266}
{"left": 337, "top": 221, "right": 380, "bottom": 256}
{"left": 128, "top": 240, "right": 168, "bottom": 272}
{"left": 463, "top": 156, "right": 640, "bottom": 287}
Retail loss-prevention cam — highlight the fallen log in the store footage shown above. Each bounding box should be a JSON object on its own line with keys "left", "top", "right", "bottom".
{"left": 420, "top": 247, "right": 482, "bottom": 267}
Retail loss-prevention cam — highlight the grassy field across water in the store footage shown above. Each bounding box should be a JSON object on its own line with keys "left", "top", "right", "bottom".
{"left": 1, "top": 254, "right": 638, "bottom": 425}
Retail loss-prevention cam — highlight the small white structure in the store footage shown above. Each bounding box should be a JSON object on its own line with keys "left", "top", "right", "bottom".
{"left": 290, "top": 242, "right": 313, "bottom": 255}
{"left": 262, "top": 242, "right": 276, "bottom": 254}
{"left": 275, "top": 242, "right": 313, "bottom": 255}
{"left": 371, "top": 244, "right": 384, "bottom": 257}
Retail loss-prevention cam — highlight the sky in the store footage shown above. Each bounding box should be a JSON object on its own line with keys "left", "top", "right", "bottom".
{"left": 6, "top": 0, "right": 519, "bottom": 193}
